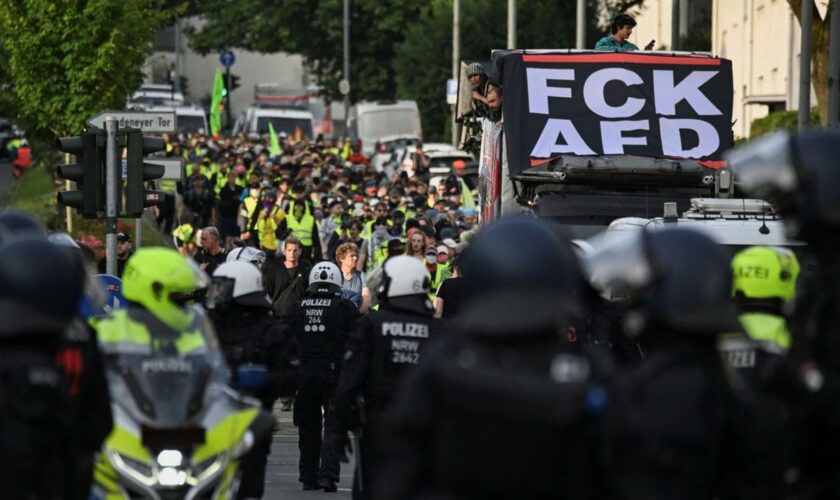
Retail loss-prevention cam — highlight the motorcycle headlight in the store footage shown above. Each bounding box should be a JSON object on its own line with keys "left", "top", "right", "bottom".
{"left": 158, "top": 467, "right": 188, "bottom": 487}
{"left": 157, "top": 449, "right": 183, "bottom": 468}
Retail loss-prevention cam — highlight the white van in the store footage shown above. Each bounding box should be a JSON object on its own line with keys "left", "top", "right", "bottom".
{"left": 348, "top": 100, "right": 422, "bottom": 157}
{"left": 146, "top": 105, "right": 208, "bottom": 136}
{"left": 232, "top": 106, "right": 315, "bottom": 140}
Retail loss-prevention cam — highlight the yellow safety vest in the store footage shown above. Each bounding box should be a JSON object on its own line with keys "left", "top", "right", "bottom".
{"left": 172, "top": 223, "right": 196, "bottom": 245}
{"left": 256, "top": 216, "right": 279, "bottom": 251}
{"left": 739, "top": 312, "right": 792, "bottom": 351}
{"left": 93, "top": 309, "right": 206, "bottom": 355}
{"left": 286, "top": 203, "right": 316, "bottom": 247}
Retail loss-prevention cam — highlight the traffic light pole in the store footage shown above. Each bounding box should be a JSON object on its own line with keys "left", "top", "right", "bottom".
{"left": 64, "top": 154, "right": 73, "bottom": 233}
{"left": 225, "top": 67, "right": 232, "bottom": 131}
{"left": 105, "top": 118, "right": 118, "bottom": 276}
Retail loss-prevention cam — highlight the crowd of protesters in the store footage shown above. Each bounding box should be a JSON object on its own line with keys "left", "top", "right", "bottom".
{"left": 155, "top": 130, "right": 478, "bottom": 317}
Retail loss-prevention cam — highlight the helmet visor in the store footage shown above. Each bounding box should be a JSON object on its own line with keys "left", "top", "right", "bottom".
{"left": 583, "top": 230, "right": 651, "bottom": 299}
{"left": 726, "top": 131, "right": 798, "bottom": 203}
{"left": 205, "top": 277, "right": 235, "bottom": 310}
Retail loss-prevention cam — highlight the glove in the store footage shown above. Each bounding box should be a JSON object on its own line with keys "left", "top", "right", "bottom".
{"left": 332, "top": 430, "right": 353, "bottom": 463}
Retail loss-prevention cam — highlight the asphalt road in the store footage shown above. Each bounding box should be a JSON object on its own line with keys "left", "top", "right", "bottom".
{"left": 264, "top": 407, "right": 355, "bottom": 499}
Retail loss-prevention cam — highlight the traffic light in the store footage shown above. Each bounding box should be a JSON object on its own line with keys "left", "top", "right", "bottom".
{"left": 56, "top": 131, "right": 104, "bottom": 218}
{"left": 229, "top": 73, "right": 241, "bottom": 92}
{"left": 124, "top": 130, "right": 166, "bottom": 218}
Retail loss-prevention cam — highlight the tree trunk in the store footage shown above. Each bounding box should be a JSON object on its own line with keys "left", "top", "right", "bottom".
{"left": 788, "top": 0, "right": 831, "bottom": 124}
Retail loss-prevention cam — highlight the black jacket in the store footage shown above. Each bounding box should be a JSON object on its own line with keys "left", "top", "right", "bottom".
{"left": 378, "top": 312, "right": 611, "bottom": 500}
{"left": 332, "top": 300, "right": 441, "bottom": 435}
{"left": 212, "top": 305, "right": 299, "bottom": 408}
{"left": 265, "top": 261, "right": 311, "bottom": 318}
{"left": 284, "top": 289, "right": 359, "bottom": 378}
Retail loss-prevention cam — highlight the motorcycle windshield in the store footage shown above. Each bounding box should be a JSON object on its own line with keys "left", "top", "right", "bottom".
{"left": 107, "top": 306, "right": 230, "bottom": 427}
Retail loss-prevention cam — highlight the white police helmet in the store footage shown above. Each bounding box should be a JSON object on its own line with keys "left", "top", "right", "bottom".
{"left": 207, "top": 261, "right": 269, "bottom": 309}
{"left": 309, "top": 261, "right": 342, "bottom": 290}
{"left": 380, "top": 255, "right": 431, "bottom": 299}
{"left": 226, "top": 246, "right": 267, "bottom": 270}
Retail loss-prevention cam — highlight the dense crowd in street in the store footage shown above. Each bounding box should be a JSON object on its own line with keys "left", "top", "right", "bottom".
{"left": 152, "top": 131, "right": 476, "bottom": 319}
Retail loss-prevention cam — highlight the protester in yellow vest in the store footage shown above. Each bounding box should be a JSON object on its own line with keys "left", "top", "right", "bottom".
{"left": 284, "top": 199, "right": 321, "bottom": 263}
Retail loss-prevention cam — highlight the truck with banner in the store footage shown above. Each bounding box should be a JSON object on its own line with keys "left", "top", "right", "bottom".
{"left": 461, "top": 50, "right": 735, "bottom": 237}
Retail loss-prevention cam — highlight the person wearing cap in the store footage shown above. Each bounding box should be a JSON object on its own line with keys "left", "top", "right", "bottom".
{"left": 424, "top": 245, "right": 452, "bottom": 292}
{"left": 467, "top": 62, "right": 490, "bottom": 107}
{"left": 97, "top": 232, "right": 133, "bottom": 277}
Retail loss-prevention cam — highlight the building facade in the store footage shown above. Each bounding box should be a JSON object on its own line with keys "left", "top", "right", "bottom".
{"left": 630, "top": 0, "right": 817, "bottom": 139}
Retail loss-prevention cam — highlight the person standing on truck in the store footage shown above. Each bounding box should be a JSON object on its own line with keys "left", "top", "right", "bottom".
{"left": 595, "top": 14, "right": 655, "bottom": 52}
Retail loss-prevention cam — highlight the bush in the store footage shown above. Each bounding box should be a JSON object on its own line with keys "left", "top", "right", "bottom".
{"left": 750, "top": 108, "right": 820, "bottom": 138}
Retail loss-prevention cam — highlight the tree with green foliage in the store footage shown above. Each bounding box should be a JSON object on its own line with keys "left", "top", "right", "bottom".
{"left": 394, "top": 0, "right": 638, "bottom": 141}
{"left": 0, "top": 0, "right": 181, "bottom": 138}
{"left": 185, "top": 0, "right": 420, "bottom": 103}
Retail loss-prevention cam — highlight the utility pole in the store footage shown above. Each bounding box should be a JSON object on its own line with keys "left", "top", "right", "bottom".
{"left": 576, "top": 0, "right": 586, "bottom": 49}
{"left": 104, "top": 118, "right": 118, "bottom": 277}
{"left": 828, "top": 0, "right": 840, "bottom": 128}
{"left": 174, "top": 17, "right": 182, "bottom": 93}
{"left": 507, "top": 0, "right": 516, "bottom": 49}
{"left": 225, "top": 67, "right": 232, "bottom": 131}
{"left": 799, "top": 0, "right": 814, "bottom": 130}
{"left": 343, "top": 0, "right": 351, "bottom": 134}
{"left": 671, "top": 0, "right": 681, "bottom": 50}
{"left": 452, "top": 0, "right": 460, "bottom": 147}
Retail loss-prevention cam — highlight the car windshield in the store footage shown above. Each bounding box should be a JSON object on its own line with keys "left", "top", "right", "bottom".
{"left": 256, "top": 116, "right": 313, "bottom": 139}
{"left": 104, "top": 307, "right": 230, "bottom": 427}
{"left": 178, "top": 115, "right": 206, "bottom": 134}
{"left": 359, "top": 109, "right": 419, "bottom": 141}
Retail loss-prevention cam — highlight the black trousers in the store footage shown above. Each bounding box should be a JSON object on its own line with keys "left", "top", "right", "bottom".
{"left": 237, "top": 430, "right": 272, "bottom": 499}
{"left": 352, "top": 414, "right": 391, "bottom": 500}
{"left": 295, "top": 375, "right": 340, "bottom": 483}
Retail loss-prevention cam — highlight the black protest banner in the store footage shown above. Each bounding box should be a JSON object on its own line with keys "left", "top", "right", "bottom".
{"left": 500, "top": 52, "right": 734, "bottom": 175}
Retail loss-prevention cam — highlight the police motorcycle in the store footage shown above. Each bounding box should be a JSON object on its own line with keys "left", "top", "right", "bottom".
{"left": 91, "top": 249, "right": 274, "bottom": 499}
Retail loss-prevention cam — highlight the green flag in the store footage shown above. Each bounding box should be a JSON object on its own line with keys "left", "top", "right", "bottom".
{"left": 460, "top": 177, "right": 476, "bottom": 209}
{"left": 210, "top": 68, "right": 225, "bottom": 137}
{"left": 268, "top": 122, "right": 282, "bottom": 157}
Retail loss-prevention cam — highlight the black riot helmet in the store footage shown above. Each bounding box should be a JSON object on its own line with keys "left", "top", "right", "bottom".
{"left": 586, "top": 227, "right": 740, "bottom": 338}
{"left": 0, "top": 210, "right": 45, "bottom": 246}
{"left": 727, "top": 129, "right": 840, "bottom": 245}
{"left": 459, "top": 216, "right": 585, "bottom": 332}
{"left": 0, "top": 237, "right": 86, "bottom": 339}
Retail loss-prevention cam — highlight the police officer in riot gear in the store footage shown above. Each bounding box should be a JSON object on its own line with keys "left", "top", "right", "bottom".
{"left": 722, "top": 246, "right": 800, "bottom": 383}
{"left": 331, "top": 255, "right": 441, "bottom": 500}
{"left": 586, "top": 227, "right": 768, "bottom": 499}
{"left": 379, "top": 217, "right": 611, "bottom": 500}
{"left": 0, "top": 212, "right": 112, "bottom": 500}
{"left": 285, "top": 261, "right": 360, "bottom": 492}
{"left": 207, "top": 261, "right": 299, "bottom": 499}
{"left": 728, "top": 129, "right": 840, "bottom": 496}
{"left": 0, "top": 231, "right": 87, "bottom": 499}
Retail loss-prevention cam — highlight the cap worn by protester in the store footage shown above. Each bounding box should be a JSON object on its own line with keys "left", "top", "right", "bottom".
{"left": 387, "top": 238, "right": 406, "bottom": 252}
{"left": 424, "top": 246, "right": 438, "bottom": 258}
{"left": 467, "top": 62, "right": 486, "bottom": 77}
{"left": 420, "top": 225, "right": 436, "bottom": 238}
{"left": 117, "top": 232, "right": 131, "bottom": 243}
{"left": 436, "top": 245, "right": 449, "bottom": 255}
{"left": 442, "top": 238, "right": 458, "bottom": 250}
{"left": 459, "top": 207, "right": 477, "bottom": 218}
{"left": 440, "top": 228, "right": 456, "bottom": 241}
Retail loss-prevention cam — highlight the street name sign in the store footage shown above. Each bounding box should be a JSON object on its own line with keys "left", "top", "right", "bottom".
{"left": 87, "top": 111, "right": 176, "bottom": 134}
{"left": 146, "top": 159, "right": 184, "bottom": 181}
